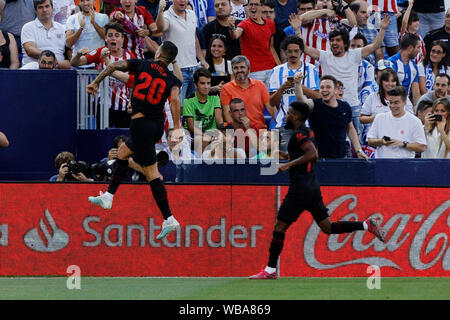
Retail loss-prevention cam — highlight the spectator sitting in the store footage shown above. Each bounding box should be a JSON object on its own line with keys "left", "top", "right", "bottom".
{"left": 70, "top": 22, "right": 136, "bottom": 128}
{"left": 295, "top": 72, "right": 368, "bottom": 159}
{"left": 110, "top": 0, "right": 160, "bottom": 59}
{"left": 387, "top": 32, "right": 422, "bottom": 105}
{"left": 52, "top": 0, "right": 76, "bottom": 25}
{"left": 205, "top": 33, "right": 234, "bottom": 90}
{"left": 0, "top": 130, "right": 8, "bottom": 148}
{"left": 416, "top": 100, "right": 433, "bottom": 125}
{"left": 21, "top": 0, "right": 71, "bottom": 69}
{"left": 228, "top": 0, "right": 281, "bottom": 87}
{"left": 422, "top": 97, "right": 450, "bottom": 158}
{"left": 0, "top": 24, "right": 20, "bottom": 69}
{"left": 398, "top": 0, "right": 426, "bottom": 64}
{"left": 101, "top": 0, "right": 121, "bottom": 16}
{"left": 182, "top": 68, "right": 223, "bottom": 155}
{"left": 65, "top": 0, "right": 109, "bottom": 56}
{"left": 220, "top": 55, "right": 277, "bottom": 129}
{"left": 158, "top": 127, "right": 199, "bottom": 162}
{"left": 201, "top": 0, "right": 241, "bottom": 60}
{"left": 0, "top": 0, "right": 36, "bottom": 56}
{"left": 202, "top": 125, "right": 246, "bottom": 160}
{"left": 50, "top": 151, "right": 93, "bottom": 182}
{"left": 367, "top": 86, "right": 427, "bottom": 159}
{"left": 415, "top": 73, "right": 450, "bottom": 112}
{"left": 20, "top": 49, "right": 57, "bottom": 69}
{"left": 423, "top": 8, "right": 450, "bottom": 56}
{"left": 418, "top": 40, "right": 450, "bottom": 95}
{"left": 251, "top": 129, "right": 287, "bottom": 159}
{"left": 220, "top": 98, "right": 259, "bottom": 157}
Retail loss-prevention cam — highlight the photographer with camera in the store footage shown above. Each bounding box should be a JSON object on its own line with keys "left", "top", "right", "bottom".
{"left": 49, "top": 151, "right": 93, "bottom": 182}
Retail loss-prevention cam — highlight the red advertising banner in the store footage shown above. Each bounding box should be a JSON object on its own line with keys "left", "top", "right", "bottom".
{"left": 0, "top": 184, "right": 448, "bottom": 277}
{"left": 0, "top": 184, "right": 275, "bottom": 276}
{"left": 280, "top": 186, "right": 450, "bottom": 277}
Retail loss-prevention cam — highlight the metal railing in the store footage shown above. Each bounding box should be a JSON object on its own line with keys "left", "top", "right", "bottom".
{"left": 76, "top": 69, "right": 110, "bottom": 129}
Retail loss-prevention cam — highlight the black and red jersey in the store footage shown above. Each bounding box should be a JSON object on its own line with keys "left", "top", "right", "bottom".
{"left": 127, "top": 59, "right": 182, "bottom": 121}
{"left": 287, "top": 124, "right": 317, "bottom": 181}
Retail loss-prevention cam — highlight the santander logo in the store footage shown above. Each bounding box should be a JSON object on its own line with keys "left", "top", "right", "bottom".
{"left": 303, "top": 195, "right": 450, "bottom": 271}
{"left": 23, "top": 209, "right": 69, "bottom": 253}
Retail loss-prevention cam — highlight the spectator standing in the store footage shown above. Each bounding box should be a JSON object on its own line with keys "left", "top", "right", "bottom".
{"left": 422, "top": 97, "right": 450, "bottom": 158}
{"left": 189, "top": 0, "right": 216, "bottom": 30}
{"left": 418, "top": 40, "right": 450, "bottom": 94}
{"left": 302, "top": 17, "right": 389, "bottom": 136}
{"left": 71, "top": 23, "right": 136, "bottom": 128}
{"left": 21, "top": 0, "right": 71, "bottom": 68}
{"left": 415, "top": 73, "right": 450, "bottom": 108}
{"left": 0, "top": 0, "right": 35, "bottom": 54}
{"left": 273, "top": 0, "right": 297, "bottom": 29}
{"left": 423, "top": 8, "right": 450, "bottom": 55}
{"left": 220, "top": 55, "right": 277, "bottom": 128}
{"left": 364, "top": 0, "right": 400, "bottom": 56}
{"left": 413, "top": 0, "right": 445, "bottom": 39}
{"left": 268, "top": 35, "right": 319, "bottom": 151}
{"left": 52, "top": 0, "right": 75, "bottom": 25}
{"left": 66, "top": 0, "right": 108, "bottom": 54}
{"left": 205, "top": 33, "right": 234, "bottom": 88}
{"left": 262, "top": 0, "right": 286, "bottom": 63}
{"left": 230, "top": 0, "right": 247, "bottom": 23}
{"left": 110, "top": 0, "right": 160, "bottom": 59}
{"left": 0, "top": 26, "right": 19, "bottom": 68}
{"left": 398, "top": 0, "right": 425, "bottom": 64}
{"left": 367, "top": 86, "right": 427, "bottom": 158}
{"left": 155, "top": 0, "right": 208, "bottom": 104}
{"left": 295, "top": 72, "right": 368, "bottom": 159}
{"left": 202, "top": 0, "right": 241, "bottom": 60}
{"left": 387, "top": 32, "right": 421, "bottom": 105}
{"left": 228, "top": 0, "right": 281, "bottom": 87}
{"left": 349, "top": 0, "right": 384, "bottom": 66}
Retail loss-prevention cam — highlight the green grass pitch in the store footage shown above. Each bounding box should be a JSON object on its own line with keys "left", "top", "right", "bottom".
{"left": 0, "top": 277, "right": 449, "bottom": 300}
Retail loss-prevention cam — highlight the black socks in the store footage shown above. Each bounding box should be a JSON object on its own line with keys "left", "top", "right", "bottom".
{"left": 331, "top": 221, "right": 364, "bottom": 234}
{"left": 107, "top": 159, "right": 129, "bottom": 194}
{"left": 149, "top": 178, "right": 172, "bottom": 220}
{"left": 268, "top": 230, "right": 285, "bottom": 268}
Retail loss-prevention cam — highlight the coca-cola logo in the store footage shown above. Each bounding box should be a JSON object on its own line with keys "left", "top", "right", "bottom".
{"left": 304, "top": 195, "right": 450, "bottom": 271}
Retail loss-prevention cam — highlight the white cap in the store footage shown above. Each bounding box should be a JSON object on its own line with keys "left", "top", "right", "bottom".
{"left": 376, "top": 59, "right": 394, "bottom": 71}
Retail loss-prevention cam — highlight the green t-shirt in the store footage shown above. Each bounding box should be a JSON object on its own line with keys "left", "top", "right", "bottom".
{"left": 183, "top": 94, "right": 222, "bottom": 132}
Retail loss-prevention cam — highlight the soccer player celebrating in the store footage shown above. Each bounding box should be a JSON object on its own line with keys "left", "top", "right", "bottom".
{"left": 250, "top": 76, "right": 385, "bottom": 280}
{"left": 86, "top": 41, "right": 183, "bottom": 240}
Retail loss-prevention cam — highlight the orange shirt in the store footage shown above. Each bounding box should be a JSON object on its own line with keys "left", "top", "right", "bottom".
{"left": 220, "top": 79, "right": 270, "bottom": 130}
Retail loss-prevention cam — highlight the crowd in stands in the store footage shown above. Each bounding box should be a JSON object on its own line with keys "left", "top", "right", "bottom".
{"left": 1, "top": 0, "right": 450, "bottom": 180}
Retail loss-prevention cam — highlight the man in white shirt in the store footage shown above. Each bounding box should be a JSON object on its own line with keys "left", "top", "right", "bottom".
{"left": 368, "top": 86, "right": 427, "bottom": 158}
{"left": 21, "top": 0, "right": 70, "bottom": 68}
{"left": 20, "top": 49, "right": 56, "bottom": 69}
{"left": 155, "top": 0, "right": 208, "bottom": 104}
{"left": 302, "top": 14, "right": 390, "bottom": 137}
{"left": 65, "top": 0, "right": 109, "bottom": 54}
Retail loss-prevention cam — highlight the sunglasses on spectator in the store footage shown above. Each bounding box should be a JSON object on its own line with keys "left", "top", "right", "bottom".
{"left": 212, "top": 33, "right": 227, "bottom": 40}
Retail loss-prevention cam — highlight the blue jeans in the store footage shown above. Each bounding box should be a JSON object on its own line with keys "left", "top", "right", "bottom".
{"left": 417, "top": 12, "right": 446, "bottom": 39}
{"left": 382, "top": 12, "right": 399, "bottom": 48}
{"left": 180, "top": 66, "right": 199, "bottom": 106}
{"left": 351, "top": 104, "right": 362, "bottom": 139}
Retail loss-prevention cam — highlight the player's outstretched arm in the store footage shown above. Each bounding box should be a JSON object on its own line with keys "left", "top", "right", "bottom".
{"left": 87, "top": 60, "right": 129, "bottom": 94}
{"left": 170, "top": 86, "right": 182, "bottom": 129}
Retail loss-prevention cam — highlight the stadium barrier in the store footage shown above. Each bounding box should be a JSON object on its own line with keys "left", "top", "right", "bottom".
{"left": 0, "top": 183, "right": 448, "bottom": 277}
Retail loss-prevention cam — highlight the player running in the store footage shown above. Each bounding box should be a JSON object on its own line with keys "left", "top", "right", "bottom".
{"left": 86, "top": 41, "right": 183, "bottom": 240}
{"left": 250, "top": 85, "right": 385, "bottom": 280}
